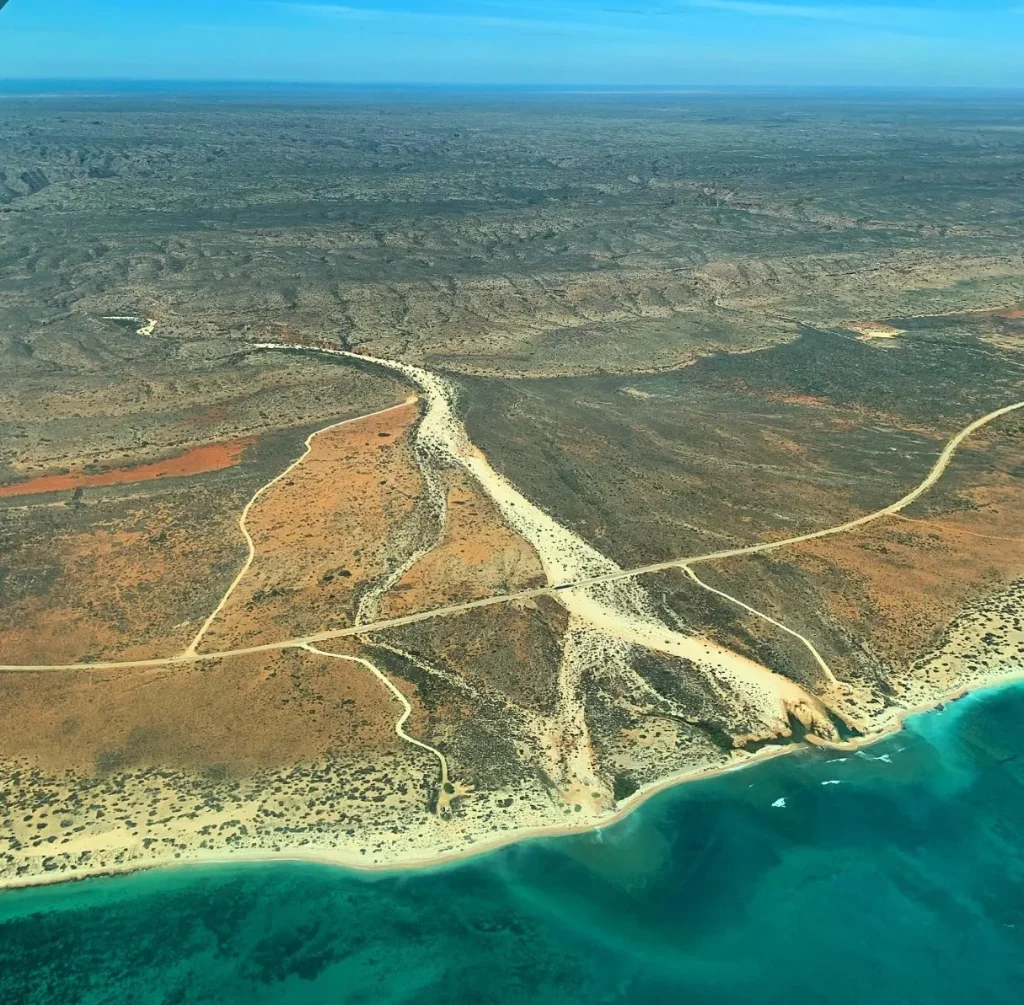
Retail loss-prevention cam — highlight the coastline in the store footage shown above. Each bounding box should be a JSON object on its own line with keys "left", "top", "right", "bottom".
{"left": 2, "top": 355, "right": 1020, "bottom": 897}
{"left": 4, "top": 661, "right": 1023, "bottom": 896}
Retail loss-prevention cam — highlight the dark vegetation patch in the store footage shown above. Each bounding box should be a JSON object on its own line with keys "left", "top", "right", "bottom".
{"left": 460, "top": 328, "right": 1013, "bottom": 569}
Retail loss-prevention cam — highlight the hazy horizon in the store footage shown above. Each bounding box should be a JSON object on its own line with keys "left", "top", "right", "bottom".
{"left": 3, "top": 0, "right": 1024, "bottom": 89}
{"left": 3, "top": 80, "right": 1023, "bottom": 99}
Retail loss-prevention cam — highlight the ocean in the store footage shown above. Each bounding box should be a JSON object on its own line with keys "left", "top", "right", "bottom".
{"left": 3, "top": 682, "right": 1024, "bottom": 1005}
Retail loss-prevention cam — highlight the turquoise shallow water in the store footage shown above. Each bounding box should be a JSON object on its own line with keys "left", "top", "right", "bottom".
{"left": 3, "top": 683, "right": 1024, "bottom": 1005}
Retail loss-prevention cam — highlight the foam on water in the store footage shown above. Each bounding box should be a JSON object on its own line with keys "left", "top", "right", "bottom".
{"left": 5, "top": 679, "right": 1024, "bottom": 1004}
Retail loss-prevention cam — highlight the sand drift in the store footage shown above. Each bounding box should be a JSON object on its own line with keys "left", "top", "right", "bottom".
{"left": 252, "top": 344, "right": 840, "bottom": 766}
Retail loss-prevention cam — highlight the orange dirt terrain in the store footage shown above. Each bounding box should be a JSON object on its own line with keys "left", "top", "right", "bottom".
{"left": 379, "top": 469, "right": 546, "bottom": 619}
{"left": 0, "top": 437, "right": 256, "bottom": 498}
{"left": 790, "top": 507, "right": 1023, "bottom": 665}
{"left": 0, "top": 487, "right": 250, "bottom": 665}
{"left": 698, "top": 427, "right": 1024, "bottom": 687}
{"left": 196, "top": 401, "right": 427, "bottom": 652}
{"left": 0, "top": 647, "right": 403, "bottom": 777}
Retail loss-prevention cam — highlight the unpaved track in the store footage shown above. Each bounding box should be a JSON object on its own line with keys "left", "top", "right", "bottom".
{"left": 578, "top": 398, "right": 1024, "bottom": 587}
{"left": 257, "top": 345, "right": 831, "bottom": 737}
{"left": 1, "top": 352, "right": 1020, "bottom": 675}
{"left": 682, "top": 565, "right": 838, "bottom": 684}
{"left": 183, "top": 397, "right": 417, "bottom": 656}
{"left": 0, "top": 586, "right": 554, "bottom": 672}
{"left": 303, "top": 642, "right": 451, "bottom": 804}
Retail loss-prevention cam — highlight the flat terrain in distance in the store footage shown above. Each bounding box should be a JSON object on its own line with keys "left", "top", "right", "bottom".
{"left": 1, "top": 89, "right": 1022, "bottom": 886}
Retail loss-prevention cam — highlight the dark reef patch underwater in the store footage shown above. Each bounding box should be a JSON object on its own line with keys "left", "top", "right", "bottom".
{"left": 4, "top": 682, "right": 1024, "bottom": 1005}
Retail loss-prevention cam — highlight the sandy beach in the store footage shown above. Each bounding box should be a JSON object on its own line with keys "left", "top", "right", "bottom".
{"left": 4, "top": 654, "right": 1022, "bottom": 895}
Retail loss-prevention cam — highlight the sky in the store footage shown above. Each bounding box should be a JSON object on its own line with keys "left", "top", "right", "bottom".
{"left": 1, "top": 0, "right": 1024, "bottom": 88}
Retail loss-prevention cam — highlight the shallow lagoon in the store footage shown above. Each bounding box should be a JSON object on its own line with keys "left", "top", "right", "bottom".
{"left": 3, "top": 682, "right": 1024, "bottom": 1005}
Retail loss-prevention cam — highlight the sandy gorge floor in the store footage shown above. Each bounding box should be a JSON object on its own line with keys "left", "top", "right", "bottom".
{"left": 2, "top": 319, "right": 1023, "bottom": 888}
{"left": 6, "top": 93, "right": 1024, "bottom": 890}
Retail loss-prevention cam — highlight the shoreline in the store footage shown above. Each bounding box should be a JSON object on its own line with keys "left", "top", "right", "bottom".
{"left": 4, "top": 662, "right": 1022, "bottom": 897}
{"left": 2, "top": 350, "right": 1020, "bottom": 898}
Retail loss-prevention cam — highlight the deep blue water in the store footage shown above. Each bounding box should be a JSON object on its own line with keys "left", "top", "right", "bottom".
{"left": 3, "top": 683, "right": 1024, "bottom": 1005}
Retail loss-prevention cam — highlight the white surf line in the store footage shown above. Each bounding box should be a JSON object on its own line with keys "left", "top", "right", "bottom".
{"left": 303, "top": 642, "right": 451, "bottom": 808}
{"left": 182, "top": 397, "right": 417, "bottom": 657}
{"left": 682, "top": 564, "right": 838, "bottom": 685}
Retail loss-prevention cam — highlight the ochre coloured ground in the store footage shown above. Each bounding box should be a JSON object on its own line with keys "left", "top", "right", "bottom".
{"left": 197, "top": 401, "right": 426, "bottom": 651}
{"left": 763, "top": 474, "right": 1024, "bottom": 671}
{"left": 379, "top": 468, "right": 546, "bottom": 619}
{"left": 0, "top": 647, "right": 402, "bottom": 777}
{"left": 0, "top": 438, "right": 256, "bottom": 497}
{"left": 0, "top": 492, "right": 248, "bottom": 665}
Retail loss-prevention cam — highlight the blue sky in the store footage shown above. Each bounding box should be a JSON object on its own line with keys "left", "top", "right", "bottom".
{"left": 2, "top": 0, "right": 1023, "bottom": 87}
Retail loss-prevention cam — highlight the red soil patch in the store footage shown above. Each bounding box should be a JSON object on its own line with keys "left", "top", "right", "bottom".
{"left": 198, "top": 401, "right": 426, "bottom": 651}
{"left": 0, "top": 438, "right": 256, "bottom": 498}
{"left": 781, "top": 477, "right": 1024, "bottom": 667}
{"left": 379, "top": 469, "right": 546, "bottom": 619}
{"left": 0, "top": 493, "right": 249, "bottom": 665}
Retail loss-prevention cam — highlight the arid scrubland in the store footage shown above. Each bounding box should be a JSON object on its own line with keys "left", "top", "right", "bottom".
{"left": 1, "top": 91, "right": 1023, "bottom": 886}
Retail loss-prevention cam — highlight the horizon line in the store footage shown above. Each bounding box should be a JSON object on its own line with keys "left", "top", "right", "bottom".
{"left": 3, "top": 78, "right": 1024, "bottom": 92}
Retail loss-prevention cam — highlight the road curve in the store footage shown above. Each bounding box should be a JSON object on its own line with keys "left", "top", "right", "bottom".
{"left": 1, "top": 388, "right": 1020, "bottom": 675}
{"left": 183, "top": 397, "right": 417, "bottom": 656}
{"left": 303, "top": 643, "right": 452, "bottom": 801}
{"left": 575, "top": 398, "right": 1024, "bottom": 587}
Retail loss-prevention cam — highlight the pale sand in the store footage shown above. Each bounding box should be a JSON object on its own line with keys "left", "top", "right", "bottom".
{"left": 262, "top": 345, "right": 840, "bottom": 747}
{"left": 101, "top": 315, "right": 157, "bottom": 337}
{"left": 4, "top": 346, "right": 1021, "bottom": 892}
{"left": 845, "top": 321, "right": 904, "bottom": 339}
{"left": 4, "top": 659, "right": 1023, "bottom": 895}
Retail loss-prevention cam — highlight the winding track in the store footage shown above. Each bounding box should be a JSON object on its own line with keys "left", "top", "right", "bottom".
{"left": 183, "top": 397, "right": 418, "bottom": 657}
{"left": 1, "top": 363, "right": 1021, "bottom": 675}
{"left": 303, "top": 643, "right": 452, "bottom": 798}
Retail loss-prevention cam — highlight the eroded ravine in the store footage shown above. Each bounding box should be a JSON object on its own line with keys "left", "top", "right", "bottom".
{"left": 353, "top": 409, "right": 448, "bottom": 629}
{"left": 253, "top": 344, "right": 842, "bottom": 769}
